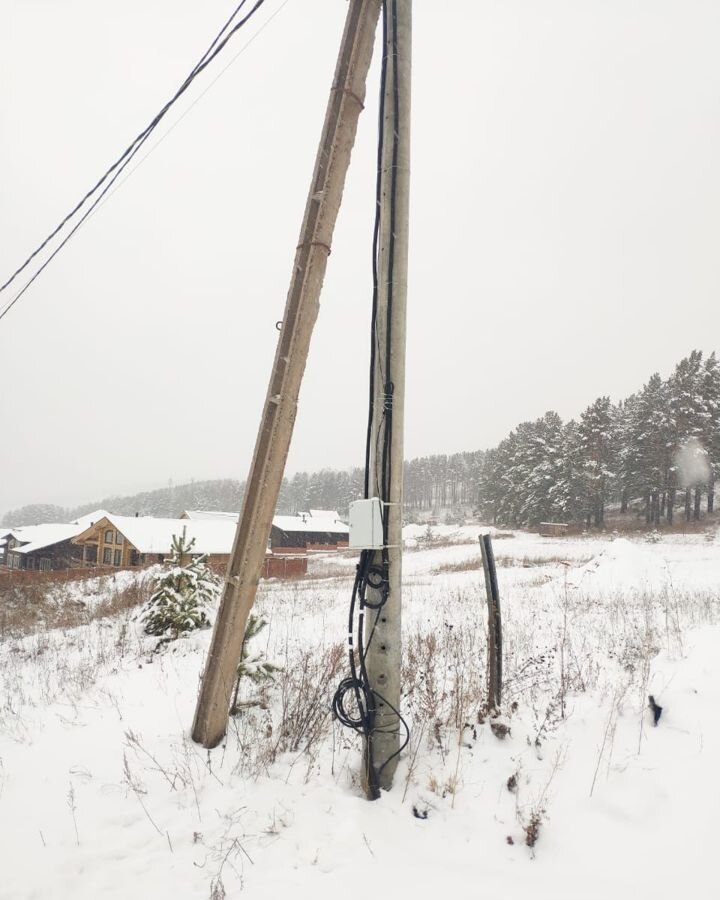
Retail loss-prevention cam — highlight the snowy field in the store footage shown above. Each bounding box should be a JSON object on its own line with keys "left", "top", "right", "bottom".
{"left": 1, "top": 527, "right": 719, "bottom": 900}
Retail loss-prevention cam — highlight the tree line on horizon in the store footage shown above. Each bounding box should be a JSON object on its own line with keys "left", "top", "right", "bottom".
{"left": 1, "top": 454, "right": 484, "bottom": 528}
{"left": 4, "top": 351, "right": 718, "bottom": 530}
{"left": 477, "top": 349, "right": 720, "bottom": 528}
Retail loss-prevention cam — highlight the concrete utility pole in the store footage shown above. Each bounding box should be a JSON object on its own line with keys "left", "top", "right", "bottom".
{"left": 363, "top": 0, "right": 411, "bottom": 794}
{"left": 192, "top": 0, "right": 382, "bottom": 749}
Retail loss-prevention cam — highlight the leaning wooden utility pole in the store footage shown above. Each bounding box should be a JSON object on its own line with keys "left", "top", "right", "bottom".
{"left": 363, "top": 0, "right": 411, "bottom": 795}
{"left": 192, "top": 0, "right": 382, "bottom": 749}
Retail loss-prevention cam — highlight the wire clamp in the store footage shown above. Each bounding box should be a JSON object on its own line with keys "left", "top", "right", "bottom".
{"left": 296, "top": 240, "right": 332, "bottom": 256}
{"left": 331, "top": 82, "right": 365, "bottom": 110}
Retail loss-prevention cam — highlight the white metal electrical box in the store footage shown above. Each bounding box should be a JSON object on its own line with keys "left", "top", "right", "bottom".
{"left": 349, "top": 498, "right": 384, "bottom": 549}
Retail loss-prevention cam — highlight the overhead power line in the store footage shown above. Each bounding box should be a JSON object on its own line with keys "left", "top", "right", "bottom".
{"left": 0, "top": 0, "right": 269, "bottom": 324}
{"left": 91, "top": 0, "right": 293, "bottom": 220}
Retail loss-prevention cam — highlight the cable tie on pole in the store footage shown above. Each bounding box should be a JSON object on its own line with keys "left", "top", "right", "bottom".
{"left": 332, "top": 85, "right": 366, "bottom": 110}
{"left": 295, "top": 240, "right": 332, "bottom": 256}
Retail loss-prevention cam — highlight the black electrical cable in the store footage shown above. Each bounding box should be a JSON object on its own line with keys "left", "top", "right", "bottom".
{"left": 333, "top": 0, "right": 409, "bottom": 800}
{"left": 363, "top": 0, "right": 389, "bottom": 501}
{"left": 0, "top": 0, "right": 267, "bottom": 323}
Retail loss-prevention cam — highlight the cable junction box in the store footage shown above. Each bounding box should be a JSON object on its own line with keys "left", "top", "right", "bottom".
{"left": 349, "top": 498, "right": 384, "bottom": 549}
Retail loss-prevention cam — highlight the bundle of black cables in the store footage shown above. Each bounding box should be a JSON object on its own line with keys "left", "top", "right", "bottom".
{"left": 332, "top": 549, "right": 390, "bottom": 799}
{"left": 331, "top": 0, "right": 409, "bottom": 801}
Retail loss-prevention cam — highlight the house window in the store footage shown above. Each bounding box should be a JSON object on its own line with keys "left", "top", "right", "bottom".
{"left": 113, "top": 549, "right": 122, "bottom": 566}
{"left": 115, "top": 532, "right": 123, "bottom": 546}
{"left": 40, "top": 558, "right": 51, "bottom": 572}
{"left": 103, "top": 547, "right": 112, "bottom": 564}
{"left": 104, "top": 529, "right": 114, "bottom": 544}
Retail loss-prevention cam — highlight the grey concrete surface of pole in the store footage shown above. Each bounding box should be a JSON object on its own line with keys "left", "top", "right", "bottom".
{"left": 363, "top": 0, "right": 411, "bottom": 795}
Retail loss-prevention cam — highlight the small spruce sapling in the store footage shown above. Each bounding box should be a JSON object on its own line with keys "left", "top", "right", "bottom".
{"left": 141, "top": 531, "right": 217, "bottom": 643}
{"left": 230, "top": 614, "right": 279, "bottom": 714}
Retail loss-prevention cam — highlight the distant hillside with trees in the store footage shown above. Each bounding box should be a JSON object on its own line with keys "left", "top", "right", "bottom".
{"left": 4, "top": 351, "right": 718, "bottom": 531}
{"left": 3, "top": 455, "right": 485, "bottom": 527}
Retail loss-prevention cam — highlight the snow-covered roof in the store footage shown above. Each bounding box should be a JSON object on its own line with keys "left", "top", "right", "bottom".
{"left": 272, "top": 514, "right": 349, "bottom": 535}
{"left": 73, "top": 509, "right": 111, "bottom": 527}
{"left": 8, "top": 523, "right": 88, "bottom": 555}
{"left": 71, "top": 511, "right": 348, "bottom": 556}
{"left": 181, "top": 510, "right": 238, "bottom": 522}
{"left": 73, "top": 515, "right": 237, "bottom": 556}
{"left": 6, "top": 512, "right": 111, "bottom": 556}
{"left": 183, "top": 509, "right": 348, "bottom": 535}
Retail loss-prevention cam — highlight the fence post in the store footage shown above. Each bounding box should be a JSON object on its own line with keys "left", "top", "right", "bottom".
{"left": 479, "top": 533, "right": 502, "bottom": 714}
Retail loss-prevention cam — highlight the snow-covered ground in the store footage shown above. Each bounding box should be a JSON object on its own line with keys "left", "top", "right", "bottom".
{"left": 1, "top": 529, "right": 718, "bottom": 899}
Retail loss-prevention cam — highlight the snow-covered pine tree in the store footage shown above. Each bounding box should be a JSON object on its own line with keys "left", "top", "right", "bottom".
{"left": 230, "top": 613, "right": 279, "bottom": 714}
{"left": 495, "top": 430, "right": 523, "bottom": 525}
{"left": 632, "top": 374, "right": 673, "bottom": 525}
{"left": 555, "top": 419, "right": 587, "bottom": 524}
{"left": 577, "top": 397, "right": 618, "bottom": 528}
{"left": 702, "top": 352, "right": 720, "bottom": 513}
{"left": 670, "top": 350, "right": 708, "bottom": 521}
{"left": 141, "top": 531, "right": 217, "bottom": 642}
{"left": 476, "top": 447, "right": 502, "bottom": 524}
{"left": 237, "top": 614, "right": 278, "bottom": 684}
{"left": 520, "top": 411, "right": 566, "bottom": 525}
{"left": 616, "top": 394, "right": 643, "bottom": 514}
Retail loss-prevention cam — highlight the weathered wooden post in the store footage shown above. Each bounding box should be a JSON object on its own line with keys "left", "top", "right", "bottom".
{"left": 480, "top": 532, "right": 502, "bottom": 713}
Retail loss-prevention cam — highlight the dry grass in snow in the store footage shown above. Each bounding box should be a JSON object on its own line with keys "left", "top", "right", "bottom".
{"left": 1, "top": 530, "right": 719, "bottom": 899}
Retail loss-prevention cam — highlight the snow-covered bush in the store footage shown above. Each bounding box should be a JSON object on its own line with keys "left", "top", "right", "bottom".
{"left": 141, "top": 532, "right": 217, "bottom": 642}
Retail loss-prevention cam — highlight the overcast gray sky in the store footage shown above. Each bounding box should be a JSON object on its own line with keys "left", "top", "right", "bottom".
{"left": 2, "top": 0, "right": 720, "bottom": 518}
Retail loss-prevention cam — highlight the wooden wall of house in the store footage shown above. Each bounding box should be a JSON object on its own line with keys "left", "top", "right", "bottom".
{"left": 4, "top": 536, "right": 22, "bottom": 568}
{"left": 95, "top": 525, "right": 133, "bottom": 568}
{"left": 10, "top": 539, "right": 85, "bottom": 571}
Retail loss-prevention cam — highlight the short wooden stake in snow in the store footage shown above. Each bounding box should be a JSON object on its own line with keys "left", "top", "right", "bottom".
{"left": 191, "top": 0, "right": 383, "bottom": 749}
{"left": 480, "top": 533, "right": 502, "bottom": 713}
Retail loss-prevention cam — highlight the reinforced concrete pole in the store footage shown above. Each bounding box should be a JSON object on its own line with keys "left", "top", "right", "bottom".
{"left": 363, "top": 0, "right": 411, "bottom": 795}
{"left": 192, "top": 0, "right": 382, "bottom": 749}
